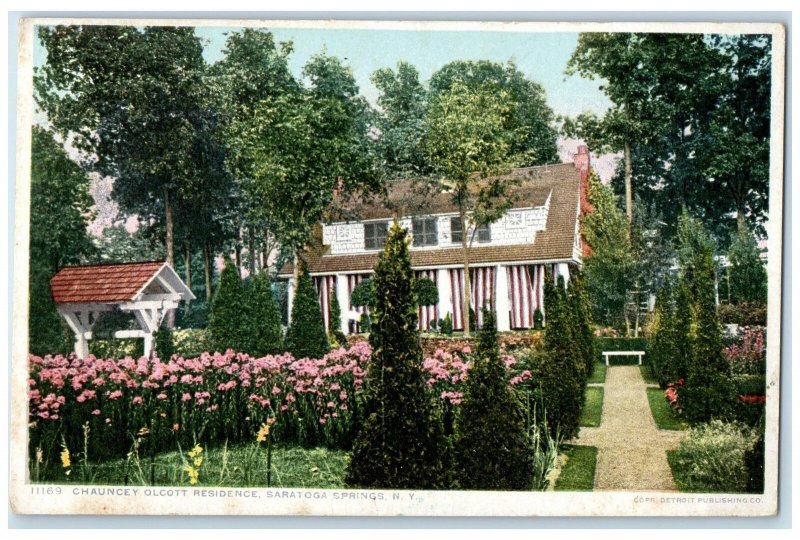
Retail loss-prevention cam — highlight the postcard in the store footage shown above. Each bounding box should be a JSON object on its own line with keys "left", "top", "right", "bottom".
{"left": 10, "top": 17, "right": 785, "bottom": 517}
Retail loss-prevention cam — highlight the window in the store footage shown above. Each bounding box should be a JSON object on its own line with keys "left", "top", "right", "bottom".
{"left": 506, "top": 212, "right": 524, "bottom": 228}
{"left": 450, "top": 217, "right": 490, "bottom": 244}
{"left": 364, "top": 222, "right": 388, "bottom": 250}
{"left": 412, "top": 217, "right": 438, "bottom": 247}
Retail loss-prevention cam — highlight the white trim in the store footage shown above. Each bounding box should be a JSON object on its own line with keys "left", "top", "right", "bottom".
{"left": 323, "top": 205, "right": 547, "bottom": 227}
{"left": 132, "top": 263, "right": 195, "bottom": 301}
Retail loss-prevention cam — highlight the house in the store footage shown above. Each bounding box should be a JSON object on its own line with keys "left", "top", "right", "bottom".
{"left": 278, "top": 146, "right": 592, "bottom": 334}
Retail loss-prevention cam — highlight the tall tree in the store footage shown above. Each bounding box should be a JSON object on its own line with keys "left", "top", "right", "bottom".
{"left": 284, "top": 262, "right": 329, "bottom": 360}
{"left": 371, "top": 61, "right": 431, "bottom": 178}
{"left": 423, "top": 80, "right": 520, "bottom": 337}
{"left": 228, "top": 51, "right": 380, "bottom": 262}
{"left": 346, "top": 222, "right": 448, "bottom": 489}
{"left": 36, "top": 26, "right": 211, "bottom": 270}
{"left": 28, "top": 126, "right": 96, "bottom": 355}
{"left": 581, "top": 171, "right": 637, "bottom": 327}
{"left": 209, "top": 258, "right": 247, "bottom": 353}
{"left": 429, "top": 59, "right": 559, "bottom": 166}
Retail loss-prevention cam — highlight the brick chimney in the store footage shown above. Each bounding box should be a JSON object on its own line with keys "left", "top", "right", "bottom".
{"left": 573, "top": 144, "right": 593, "bottom": 257}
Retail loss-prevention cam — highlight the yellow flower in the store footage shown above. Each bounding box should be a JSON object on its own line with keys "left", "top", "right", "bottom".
{"left": 183, "top": 465, "right": 199, "bottom": 485}
{"left": 35, "top": 447, "right": 43, "bottom": 464}
{"left": 137, "top": 427, "right": 150, "bottom": 437}
{"left": 60, "top": 448, "right": 71, "bottom": 469}
{"left": 256, "top": 423, "right": 270, "bottom": 443}
{"left": 193, "top": 456, "right": 203, "bottom": 467}
{"left": 188, "top": 444, "right": 203, "bottom": 458}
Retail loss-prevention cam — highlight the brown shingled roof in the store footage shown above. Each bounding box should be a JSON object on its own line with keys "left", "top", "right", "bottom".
{"left": 50, "top": 261, "right": 166, "bottom": 304}
{"left": 280, "top": 163, "right": 582, "bottom": 277}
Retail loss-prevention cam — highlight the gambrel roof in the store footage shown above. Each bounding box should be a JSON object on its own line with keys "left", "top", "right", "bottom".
{"left": 50, "top": 261, "right": 195, "bottom": 304}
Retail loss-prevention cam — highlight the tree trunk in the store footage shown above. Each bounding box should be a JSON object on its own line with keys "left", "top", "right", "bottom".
{"left": 164, "top": 187, "right": 175, "bottom": 328}
{"left": 184, "top": 241, "right": 192, "bottom": 289}
{"left": 624, "top": 140, "right": 633, "bottom": 224}
{"left": 165, "top": 187, "right": 175, "bottom": 266}
{"left": 204, "top": 242, "right": 213, "bottom": 303}
{"left": 234, "top": 227, "right": 242, "bottom": 275}
{"left": 736, "top": 201, "right": 747, "bottom": 237}
{"left": 184, "top": 241, "right": 192, "bottom": 314}
{"left": 459, "top": 204, "right": 472, "bottom": 338}
{"left": 248, "top": 226, "right": 256, "bottom": 276}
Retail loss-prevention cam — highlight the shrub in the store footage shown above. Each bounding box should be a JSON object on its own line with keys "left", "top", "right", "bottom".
{"left": 88, "top": 338, "right": 143, "bottom": 360}
{"left": 346, "top": 222, "right": 449, "bottom": 489}
{"left": 172, "top": 328, "right": 212, "bottom": 358}
{"left": 414, "top": 277, "right": 439, "bottom": 306}
{"left": 350, "top": 278, "right": 373, "bottom": 308}
{"left": 440, "top": 313, "right": 453, "bottom": 335}
{"left": 454, "top": 309, "right": 534, "bottom": 490}
{"left": 285, "top": 262, "right": 329, "bottom": 360}
{"left": 327, "top": 290, "right": 347, "bottom": 347}
{"left": 676, "top": 212, "right": 734, "bottom": 423}
{"left": 539, "top": 272, "right": 584, "bottom": 440}
{"left": 568, "top": 270, "right": 595, "bottom": 378}
{"left": 533, "top": 309, "right": 543, "bottom": 330}
{"left": 247, "top": 272, "right": 284, "bottom": 357}
{"left": 718, "top": 302, "right": 767, "bottom": 327}
{"left": 153, "top": 328, "right": 174, "bottom": 360}
{"left": 727, "top": 230, "right": 767, "bottom": 305}
{"left": 359, "top": 313, "right": 371, "bottom": 333}
{"left": 209, "top": 258, "right": 247, "bottom": 353}
{"left": 671, "top": 420, "right": 757, "bottom": 493}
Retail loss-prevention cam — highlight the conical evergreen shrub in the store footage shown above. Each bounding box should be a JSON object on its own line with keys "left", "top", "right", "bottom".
{"left": 677, "top": 213, "right": 733, "bottom": 423}
{"left": 285, "top": 261, "right": 329, "bottom": 360}
{"left": 346, "top": 222, "right": 449, "bottom": 489}
{"left": 455, "top": 309, "right": 534, "bottom": 490}
{"left": 328, "top": 289, "right": 347, "bottom": 347}
{"left": 209, "top": 258, "right": 247, "bottom": 353}
{"left": 568, "top": 269, "right": 595, "bottom": 379}
{"left": 248, "top": 271, "right": 284, "bottom": 357}
{"left": 538, "top": 272, "right": 584, "bottom": 440}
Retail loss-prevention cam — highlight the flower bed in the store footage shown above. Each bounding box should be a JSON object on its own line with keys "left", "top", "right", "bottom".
{"left": 28, "top": 342, "right": 539, "bottom": 467}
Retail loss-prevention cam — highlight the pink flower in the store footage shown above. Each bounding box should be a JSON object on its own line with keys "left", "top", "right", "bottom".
{"left": 271, "top": 385, "right": 281, "bottom": 395}
{"left": 91, "top": 409, "right": 101, "bottom": 416}
{"left": 132, "top": 396, "right": 143, "bottom": 405}
{"left": 156, "top": 393, "right": 167, "bottom": 400}
{"left": 181, "top": 393, "right": 192, "bottom": 402}
{"left": 107, "top": 390, "right": 123, "bottom": 400}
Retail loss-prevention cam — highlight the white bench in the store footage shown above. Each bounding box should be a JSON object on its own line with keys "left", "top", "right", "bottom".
{"left": 602, "top": 350, "right": 645, "bottom": 366}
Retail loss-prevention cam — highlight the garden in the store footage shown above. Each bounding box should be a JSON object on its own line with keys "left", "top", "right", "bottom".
{"left": 29, "top": 223, "right": 597, "bottom": 492}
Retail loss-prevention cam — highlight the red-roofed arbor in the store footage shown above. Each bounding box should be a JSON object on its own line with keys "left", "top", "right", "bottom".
{"left": 50, "top": 261, "right": 194, "bottom": 358}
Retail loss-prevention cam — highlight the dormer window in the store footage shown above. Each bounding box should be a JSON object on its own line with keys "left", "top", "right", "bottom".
{"left": 364, "top": 222, "right": 388, "bottom": 250}
{"left": 412, "top": 217, "right": 438, "bottom": 247}
{"left": 451, "top": 217, "right": 490, "bottom": 244}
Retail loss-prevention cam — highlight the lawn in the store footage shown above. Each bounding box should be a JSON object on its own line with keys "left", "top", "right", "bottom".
{"left": 639, "top": 364, "right": 659, "bottom": 385}
{"left": 554, "top": 445, "right": 597, "bottom": 491}
{"left": 646, "top": 388, "right": 688, "bottom": 431}
{"left": 587, "top": 362, "right": 607, "bottom": 384}
{"left": 34, "top": 444, "right": 348, "bottom": 488}
{"left": 579, "top": 387, "right": 604, "bottom": 427}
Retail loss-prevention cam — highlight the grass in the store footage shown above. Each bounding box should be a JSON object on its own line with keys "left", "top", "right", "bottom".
{"left": 34, "top": 444, "right": 349, "bottom": 488}
{"left": 553, "top": 445, "right": 597, "bottom": 491}
{"left": 587, "top": 362, "right": 607, "bottom": 384}
{"left": 646, "top": 388, "right": 689, "bottom": 431}
{"left": 579, "top": 387, "right": 604, "bottom": 427}
{"left": 639, "top": 364, "right": 659, "bottom": 385}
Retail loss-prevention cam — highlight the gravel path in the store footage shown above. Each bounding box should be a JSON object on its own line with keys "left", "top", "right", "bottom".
{"left": 570, "top": 365, "right": 686, "bottom": 492}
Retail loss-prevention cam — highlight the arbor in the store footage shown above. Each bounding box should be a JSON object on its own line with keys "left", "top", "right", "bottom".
{"left": 727, "top": 230, "right": 767, "bottom": 305}
{"left": 455, "top": 309, "right": 534, "bottom": 490}
{"left": 346, "top": 222, "right": 448, "bottom": 489}
{"left": 284, "top": 262, "right": 329, "bottom": 360}
{"left": 209, "top": 258, "right": 247, "bottom": 353}
{"left": 423, "top": 80, "right": 519, "bottom": 337}
{"left": 28, "top": 126, "right": 96, "bottom": 355}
